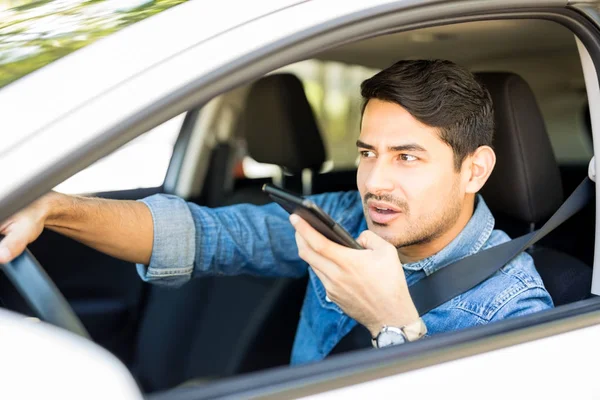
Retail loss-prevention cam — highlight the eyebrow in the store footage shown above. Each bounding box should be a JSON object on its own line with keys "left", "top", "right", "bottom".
{"left": 356, "top": 140, "right": 427, "bottom": 153}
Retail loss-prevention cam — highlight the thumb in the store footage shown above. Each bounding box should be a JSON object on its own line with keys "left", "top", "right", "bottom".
{"left": 357, "top": 230, "right": 391, "bottom": 250}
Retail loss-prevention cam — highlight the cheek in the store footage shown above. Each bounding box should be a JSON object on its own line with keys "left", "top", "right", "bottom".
{"left": 356, "top": 163, "right": 369, "bottom": 195}
{"left": 401, "top": 168, "right": 449, "bottom": 211}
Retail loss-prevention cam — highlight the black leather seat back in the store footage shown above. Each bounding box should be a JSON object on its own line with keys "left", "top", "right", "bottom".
{"left": 477, "top": 73, "right": 564, "bottom": 225}
{"left": 475, "top": 72, "right": 592, "bottom": 305}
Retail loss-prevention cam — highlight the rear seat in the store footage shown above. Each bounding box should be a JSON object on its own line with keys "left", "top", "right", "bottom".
{"left": 131, "top": 73, "right": 328, "bottom": 392}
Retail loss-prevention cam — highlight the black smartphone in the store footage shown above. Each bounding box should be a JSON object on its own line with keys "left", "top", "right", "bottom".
{"left": 262, "top": 184, "right": 363, "bottom": 250}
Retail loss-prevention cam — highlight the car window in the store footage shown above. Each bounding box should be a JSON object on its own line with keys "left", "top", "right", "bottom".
{"left": 544, "top": 100, "right": 593, "bottom": 164}
{"left": 0, "top": 0, "right": 188, "bottom": 89}
{"left": 54, "top": 114, "right": 184, "bottom": 194}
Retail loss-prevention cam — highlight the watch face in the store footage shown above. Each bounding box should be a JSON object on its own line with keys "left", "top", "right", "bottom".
{"left": 377, "top": 329, "right": 406, "bottom": 348}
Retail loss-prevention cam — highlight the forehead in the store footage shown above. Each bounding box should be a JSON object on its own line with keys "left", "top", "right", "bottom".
{"left": 359, "top": 99, "right": 444, "bottom": 147}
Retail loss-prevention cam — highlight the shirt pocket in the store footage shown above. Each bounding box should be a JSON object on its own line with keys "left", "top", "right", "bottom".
{"left": 309, "top": 269, "right": 344, "bottom": 314}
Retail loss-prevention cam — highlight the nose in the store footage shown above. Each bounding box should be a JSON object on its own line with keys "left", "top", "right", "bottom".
{"left": 364, "top": 159, "right": 395, "bottom": 194}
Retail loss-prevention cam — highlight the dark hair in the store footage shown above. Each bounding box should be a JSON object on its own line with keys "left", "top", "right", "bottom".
{"left": 360, "top": 59, "right": 494, "bottom": 170}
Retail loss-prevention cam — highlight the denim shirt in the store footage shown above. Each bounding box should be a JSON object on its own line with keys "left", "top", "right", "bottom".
{"left": 136, "top": 191, "right": 553, "bottom": 365}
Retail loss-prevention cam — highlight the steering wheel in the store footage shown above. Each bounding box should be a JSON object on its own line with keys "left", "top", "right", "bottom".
{"left": 0, "top": 247, "right": 90, "bottom": 339}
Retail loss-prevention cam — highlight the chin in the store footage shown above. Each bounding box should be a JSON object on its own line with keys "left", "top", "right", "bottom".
{"left": 368, "top": 224, "right": 398, "bottom": 243}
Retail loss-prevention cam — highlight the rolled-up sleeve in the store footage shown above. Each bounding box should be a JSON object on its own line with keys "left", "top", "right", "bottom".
{"left": 136, "top": 194, "right": 196, "bottom": 287}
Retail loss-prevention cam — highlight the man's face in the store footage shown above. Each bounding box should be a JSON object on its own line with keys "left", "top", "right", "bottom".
{"left": 357, "top": 99, "right": 467, "bottom": 249}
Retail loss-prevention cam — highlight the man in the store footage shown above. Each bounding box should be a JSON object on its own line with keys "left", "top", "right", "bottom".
{"left": 0, "top": 59, "right": 552, "bottom": 364}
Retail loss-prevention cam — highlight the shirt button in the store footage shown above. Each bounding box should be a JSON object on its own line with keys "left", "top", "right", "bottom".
{"left": 325, "top": 295, "right": 332, "bottom": 302}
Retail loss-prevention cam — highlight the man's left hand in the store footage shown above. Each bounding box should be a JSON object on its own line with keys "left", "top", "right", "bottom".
{"left": 290, "top": 214, "right": 419, "bottom": 337}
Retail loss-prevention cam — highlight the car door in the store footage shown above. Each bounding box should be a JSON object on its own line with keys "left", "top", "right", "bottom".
{"left": 2, "top": 0, "right": 600, "bottom": 398}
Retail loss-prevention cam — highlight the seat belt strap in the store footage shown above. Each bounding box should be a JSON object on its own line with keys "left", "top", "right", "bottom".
{"left": 409, "top": 177, "right": 594, "bottom": 316}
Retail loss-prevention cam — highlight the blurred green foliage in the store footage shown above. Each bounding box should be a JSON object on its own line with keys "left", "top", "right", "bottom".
{"left": 0, "top": 0, "right": 187, "bottom": 88}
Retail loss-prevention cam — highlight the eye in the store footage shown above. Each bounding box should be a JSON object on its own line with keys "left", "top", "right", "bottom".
{"left": 360, "top": 150, "right": 376, "bottom": 158}
{"left": 400, "top": 154, "right": 418, "bottom": 162}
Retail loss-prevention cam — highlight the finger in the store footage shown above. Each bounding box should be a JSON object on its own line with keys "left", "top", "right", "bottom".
{"left": 295, "top": 232, "right": 340, "bottom": 281}
{"left": 295, "top": 233, "right": 337, "bottom": 298}
{"left": 357, "top": 230, "right": 393, "bottom": 251}
{"left": 0, "top": 231, "right": 25, "bottom": 264}
{"left": 290, "top": 214, "right": 348, "bottom": 265}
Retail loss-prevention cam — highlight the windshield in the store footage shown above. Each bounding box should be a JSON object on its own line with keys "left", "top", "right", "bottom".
{"left": 0, "top": 0, "right": 187, "bottom": 89}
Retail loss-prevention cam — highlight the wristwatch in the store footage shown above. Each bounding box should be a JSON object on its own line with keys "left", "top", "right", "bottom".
{"left": 371, "top": 318, "right": 427, "bottom": 349}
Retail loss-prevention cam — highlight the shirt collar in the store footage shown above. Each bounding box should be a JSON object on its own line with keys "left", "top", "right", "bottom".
{"left": 402, "top": 194, "right": 495, "bottom": 276}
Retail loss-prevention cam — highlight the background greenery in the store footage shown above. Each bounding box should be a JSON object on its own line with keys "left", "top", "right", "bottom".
{"left": 0, "top": 0, "right": 187, "bottom": 88}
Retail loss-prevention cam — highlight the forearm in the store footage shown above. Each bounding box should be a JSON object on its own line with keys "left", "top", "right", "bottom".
{"left": 43, "top": 192, "right": 153, "bottom": 264}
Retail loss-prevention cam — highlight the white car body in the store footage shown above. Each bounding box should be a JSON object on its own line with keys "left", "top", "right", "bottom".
{"left": 1, "top": 1, "right": 600, "bottom": 398}
{"left": 0, "top": 309, "right": 142, "bottom": 399}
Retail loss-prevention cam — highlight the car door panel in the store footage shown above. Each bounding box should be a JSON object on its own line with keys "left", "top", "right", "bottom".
{"left": 16, "top": 186, "right": 163, "bottom": 366}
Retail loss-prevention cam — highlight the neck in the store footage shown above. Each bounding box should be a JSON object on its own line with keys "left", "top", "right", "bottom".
{"left": 397, "top": 195, "right": 476, "bottom": 264}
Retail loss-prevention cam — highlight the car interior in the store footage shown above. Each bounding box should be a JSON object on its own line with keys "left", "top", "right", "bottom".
{"left": 0, "top": 18, "right": 595, "bottom": 393}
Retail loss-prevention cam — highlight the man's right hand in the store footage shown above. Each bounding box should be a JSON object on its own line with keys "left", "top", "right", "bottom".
{"left": 0, "top": 194, "right": 52, "bottom": 264}
{"left": 0, "top": 191, "right": 153, "bottom": 266}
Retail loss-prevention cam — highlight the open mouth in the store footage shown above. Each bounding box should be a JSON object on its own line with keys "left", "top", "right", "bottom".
{"left": 367, "top": 202, "right": 402, "bottom": 225}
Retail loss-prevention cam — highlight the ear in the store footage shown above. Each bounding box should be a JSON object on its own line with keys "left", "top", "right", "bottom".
{"left": 463, "top": 146, "right": 496, "bottom": 194}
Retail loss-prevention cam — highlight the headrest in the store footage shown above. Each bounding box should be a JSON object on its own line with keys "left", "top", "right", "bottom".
{"left": 476, "top": 72, "right": 563, "bottom": 224}
{"left": 241, "top": 73, "right": 326, "bottom": 174}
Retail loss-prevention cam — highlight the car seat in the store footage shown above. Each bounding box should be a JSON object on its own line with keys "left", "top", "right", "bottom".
{"left": 476, "top": 72, "right": 592, "bottom": 306}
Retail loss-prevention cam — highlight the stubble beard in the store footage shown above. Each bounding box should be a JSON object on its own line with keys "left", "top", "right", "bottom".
{"left": 364, "top": 180, "right": 463, "bottom": 249}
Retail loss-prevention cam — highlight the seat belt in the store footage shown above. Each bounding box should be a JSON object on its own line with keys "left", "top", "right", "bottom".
{"left": 409, "top": 176, "right": 595, "bottom": 316}
{"left": 331, "top": 175, "right": 594, "bottom": 356}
